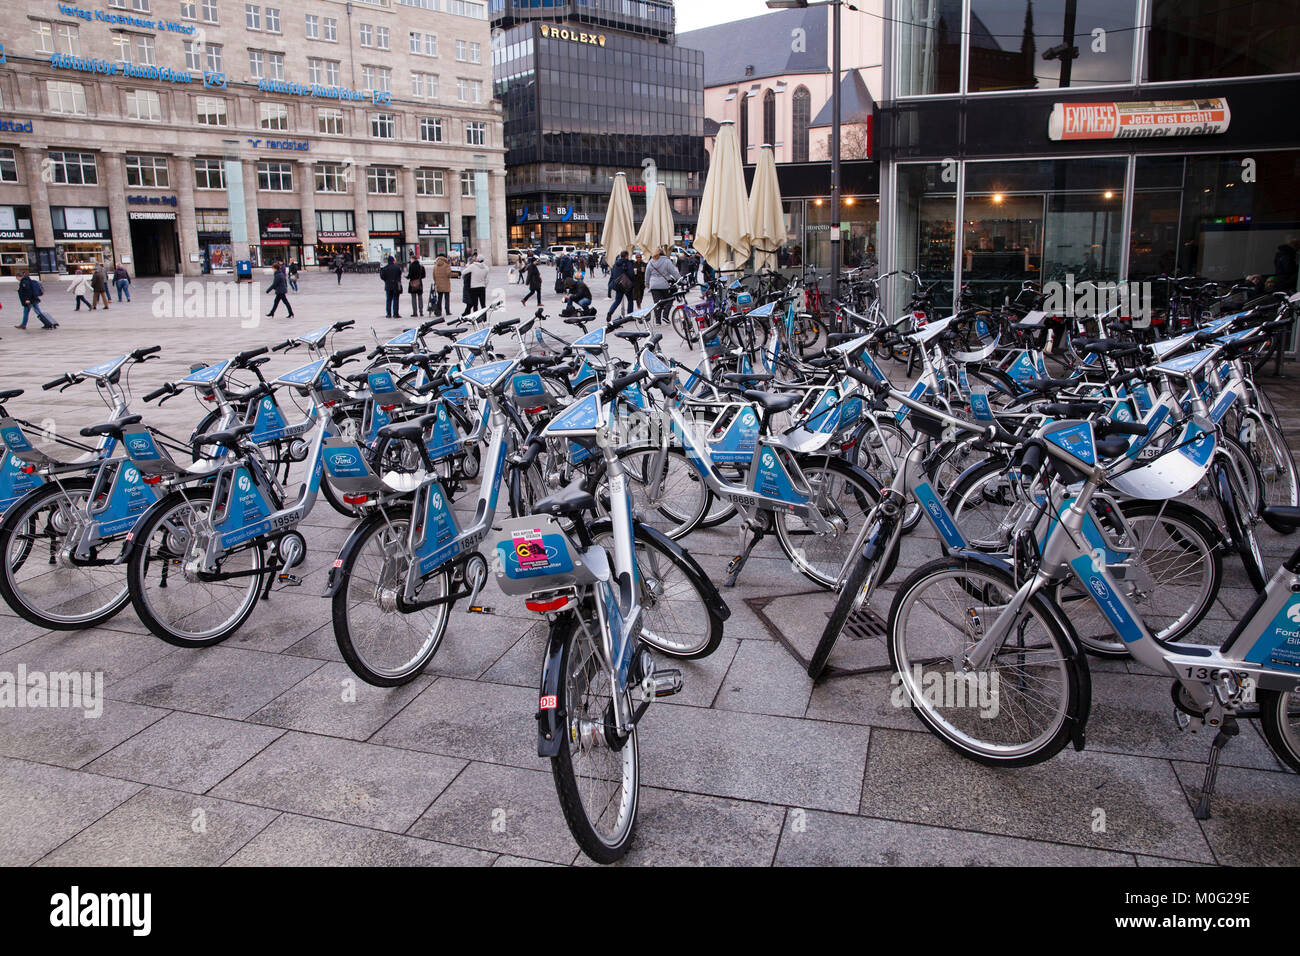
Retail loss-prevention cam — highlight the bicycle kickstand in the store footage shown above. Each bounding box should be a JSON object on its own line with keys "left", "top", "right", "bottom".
{"left": 1193, "top": 714, "right": 1240, "bottom": 820}
{"left": 725, "top": 517, "right": 770, "bottom": 587}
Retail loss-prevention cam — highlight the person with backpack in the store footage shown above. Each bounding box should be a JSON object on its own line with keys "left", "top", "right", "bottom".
{"left": 90, "top": 263, "right": 110, "bottom": 310}
{"left": 407, "top": 256, "right": 426, "bottom": 317}
{"left": 562, "top": 276, "right": 593, "bottom": 316}
{"left": 287, "top": 259, "right": 300, "bottom": 292}
{"left": 16, "top": 271, "right": 57, "bottom": 329}
{"left": 113, "top": 263, "right": 132, "bottom": 302}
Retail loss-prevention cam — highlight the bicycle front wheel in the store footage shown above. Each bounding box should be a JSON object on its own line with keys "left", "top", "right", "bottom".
{"left": 887, "top": 557, "right": 1088, "bottom": 766}
{"left": 774, "top": 458, "right": 884, "bottom": 589}
{"left": 550, "top": 607, "right": 639, "bottom": 863}
{"left": 1259, "top": 688, "right": 1300, "bottom": 774}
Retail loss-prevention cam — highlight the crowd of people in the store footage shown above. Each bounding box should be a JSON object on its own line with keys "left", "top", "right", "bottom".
{"left": 511, "top": 246, "right": 709, "bottom": 323}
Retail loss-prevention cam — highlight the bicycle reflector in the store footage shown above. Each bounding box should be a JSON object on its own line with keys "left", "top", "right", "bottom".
{"left": 143, "top": 475, "right": 163, "bottom": 485}
{"left": 525, "top": 595, "right": 571, "bottom": 614}
{"left": 342, "top": 494, "right": 368, "bottom": 505}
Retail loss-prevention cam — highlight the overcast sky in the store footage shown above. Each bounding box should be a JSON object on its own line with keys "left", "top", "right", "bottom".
{"left": 675, "top": 0, "right": 777, "bottom": 33}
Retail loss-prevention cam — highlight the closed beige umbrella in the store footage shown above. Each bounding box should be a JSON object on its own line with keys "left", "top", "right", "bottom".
{"left": 599, "top": 172, "right": 636, "bottom": 258}
{"left": 635, "top": 181, "right": 675, "bottom": 253}
{"left": 695, "top": 120, "right": 751, "bottom": 270}
{"left": 748, "top": 145, "right": 785, "bottom": 272}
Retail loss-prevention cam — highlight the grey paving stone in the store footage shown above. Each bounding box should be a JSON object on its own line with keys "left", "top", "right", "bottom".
{"left": 660, "top": 637, "right": 740, "bottom": 709}
{"left": 491, "top": 853, "right": 562, "bottom": 866}
{"left": 0, "top": 626, "right": 179, "bottom": 687}
{"left": 210, "top": 731, "right": 465, "bottom": 833}
{"left": 85, "top": 711, "right": 284, "bottom": 793}
{"left": 248, "top": 662, "right": 432, "bottom": 741}
{"left": 858, "top": 728, "right": 1216, "bottom": 862}
{"left": 0, "top": 757, "right": 141, "bottom": 865}
{"left": 641, "top": 705, "right": 871, "bottom": 813}
{"left": 423, "top": 611, "right": 536, "bottom": 680}
{"left": 225, "top": 812, "right": 494, "bottom": 866}
{"left": 409, "top": 760, "right": 578, "bottom": 865}
{"left": 0, "top": 696, "right": 166, "bottom": 769}
{"left": 108, "top": 646, "right": 324, "bottom": 719}
{"left": 477, "top": 619, "right": 554, "bottom": 688}
{"left": 282, "top": 622, "right": 345, "bottom": 663}
{"left": 806, "top": 669, "right": 933, "bottom": 731}
{"left": 37, "top": 786, "right": 278, "bottom": 866}
{"left": 371, "top": 677, "right": 539, "bottom": 769}
{"left": 1170, "top": 760, "right": 1300, "bottom": 866}
{"left": 575, "top": 788, "right": 786, "bottom": 867}
{"left": 221, "top": 592, "right": 334, "bottom": 653}
{"left": 775, "top": 809, "right": 1137, "bottom": 866}
{"left": 0, "top": 614, "right": 51, "bottom": 655}
{"left": 716, "top": 638, "right": 813, "bottom": 718}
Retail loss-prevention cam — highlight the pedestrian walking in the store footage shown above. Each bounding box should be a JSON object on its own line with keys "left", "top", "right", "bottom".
{"left": 70, "top": 272, "right": 94, "bottom": 311}
{"left": 646, "top": 246, "right": 680, "bottom": 325}
{"left": 113, "top": 263, "right": 132, "bottom": 301}
{"left": 522, "top": 256, "right": 543, "bottom": 306}
{"left": 90, "top": 264, "right": 110, "bottom": 310}
{"left": 334, "top": 255, "right": 344, "bottom": 285}
{"left": 287, "top": 259, "right": 300, "bottom": 292}
{"left": 407, "top": 256, "right": 426, "bottom": 317}
{"left": 430, "top": 254, "right": 451, "bottom": 316}
{"left": 630, "top": 252, "right": 646, "bottom": 309}
{"left": 380, "top": 255, "right": 403, "bottom": 318}
{"left": 16, "top": 271, "right": 57, "bottom": 329}
{"left": 265, "top": 260, "right": 294, "bottom": 317}
{"left": 606, "top": 251, "right": 634, "bottom": 319}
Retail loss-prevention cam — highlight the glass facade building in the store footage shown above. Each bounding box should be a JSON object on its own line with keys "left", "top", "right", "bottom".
{"left": 490, "top": 0, "right": 705, "bottom": 246}
{"left": 869, "top": 0, "right": 1300, "bottom": 313}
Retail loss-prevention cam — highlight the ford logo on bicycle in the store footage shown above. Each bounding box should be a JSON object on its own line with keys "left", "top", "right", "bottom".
{"left": 332, "top": 453, "right": 357, "bottom": 468}
{"left": 127, "top": 437, "right": 151, "bottom": 453}
{"left": 1089, "top": 575, "right": 1109, "bottom": 599}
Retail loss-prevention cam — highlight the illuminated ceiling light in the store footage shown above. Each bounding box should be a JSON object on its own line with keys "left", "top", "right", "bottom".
{"left": 814, "top": 198, "right": 824, "bottom": 206}
{"left": 1104, "top": 190, "right": 1114, "bottom": 199}
{"left": 844, "top": 197, "right": 855, "bottom": 206}
{"left": 992, "top": 193, "right": 1004, "bottom": 203}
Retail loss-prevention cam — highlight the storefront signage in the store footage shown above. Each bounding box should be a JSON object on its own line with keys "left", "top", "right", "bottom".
{"left": 55, "top": 3, "right": 197, "bottom": 35}
{"left": 49, "top": 53, "right": 194, "bottom": 84}
{"left": 317, "top": 231, "right": 356, "bottom": 240}
{"left": 246, "top": 138, "right": 309, "bottom": 151}
{"left": 255, "top": 79, "right": 383, "bottom": 104}
{"left": 418, "top": 224, "right": 449, "bottom": 237}
{"left": 128, "top": 210, "right": 176, "bottom": 220}
{"left": 1048, "top": 98, "right": 1231, "bottom": 141}
{"left": 0, "top": 119, "right": 32, "bottom": 133}
{"left": 128, "top": 194, "right": 178, "bottom": 206}
{"left": 539, "top": 24, "right": 606, "bottom": 46}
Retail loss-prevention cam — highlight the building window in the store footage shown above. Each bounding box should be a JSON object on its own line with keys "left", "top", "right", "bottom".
{"left": 35, "top": 21, "right": 81, "bottom": 55}
{"left": 200, "top": 0, "right": 218, "bottom": 22}
{"left": 370, "top": 113, "right": 395, "bottom": 138}
{"left": 318, "top": 108, "right": 344, "bottom": 134}
{"left": 257, "top": 161, "right": 293, "bottom": 191}
{"left": 323, "top": 16, "right": 337, "bottom": 40}
{"left": 317, "top": 209, "right": 355, "bottom": 233}
{"left": 411, "top": 72, "right": 439, "bottom": 99}
{"left": 362, "top": 66, "right": 392, "bottom": 92}
{"left": 375, "top": 26, "right": 390, "bottom": 49}
{"left": 194, "top": 158, "right": 227, "bottom": 189}
{"left": 359, "top": 23, "right": 373, "bottom": 47}
{"left": 410, "top": 30, "right": 438, "bottom": 56}
{"left": 205, "top": 43, "right": 223, "bottom": 72}
{"left": 448, "top": 0, "right": 486, "bottom": 17}
{"left": 305, "top": 13, "right": 319, "bottom": 38}
{"left": 114, "top": 31, "right": 156, "bottom": 65}
{"left": 460, "top": 170, "right": 475, "bottom": 198}
{"left": 181, "top": 0, "right": 197, "bottom": 17}
{"left": 125, "top": 155, "right": 169, "bottom": 188}
{"left": 415, "top": 168, "right": 444, "bottom": 196}
{"left": 248, "top": 49, "right": 264, "bottom": 78}
{"left": 264, "top": 5, "right": 279, "bottom": 33}
{"left": 266, "top": 51, "right": 284, "bottom": 79}
{"left": 469, "top": 41, "right": 481, "bottom": 64}
{"left": 456, "top": 39, "right": 467, "bottom": 61}
{"left": 109, "top": 0, "right": 151, "bottom": 10}
{"left": 259, "top": 102, "right": 288, "bottom": 130}
{"left": 894, "top": 0, "right": 961, "bottom": 96}
{"left": 126, "top": 88, "right": 162, "bottom": 121}
{"left": 456, "top": 78, "right": 482, "bottom": 103}
{"left": 48, "top": 151, "right": 98, "bottom": 186}
{"left": 419, "top": 116, "right": 443, "bottom": 142}
{"left": 762, "top": 89, "right": 776, "bottom": 147}
{"left": 791, "top": 86, "right": 810, "bottom": 163}
{"left": 1148, "top": 0, "right": 1300, "bottom": 81}
{"left": 195, "top": 95, "right": 228, "bottom": 125}
{"left": 367, "top": 167, "right": 398, "bottom": 195}
{"left": 0, "top": 149, "right": 19, "bottom": 184}
{"left": 465, "top": 121, "right": 486, "bottom": 146}
{"left": 315, "top": 163, "right": 350, "bottom": 193}
{"left": 739, "top": 94, "right": 749, "bottom": 157}
{"left": 56, "top": 23, "right": 82, "bottom": 56}
{"left": 47, "top": 81, "right": 87, "bottom": 116}
{"left": 245, "top": 2, "right": 260, "bottom": 29}
{"left": 967, "top": 0, "right": 1135, "bottom": 92}
{"left": 32, "top": 21, "right": 55, "bottom": 55}
{"left": 309, "top": 58, "right": 341, "bottom": 86}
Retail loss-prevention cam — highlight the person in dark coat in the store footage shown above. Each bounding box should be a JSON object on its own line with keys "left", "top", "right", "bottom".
{"left": 380, "top": 255, "right": 403, "bottom": 318}
{"left": 15, "top": 271, "right": 56, "bottom": 329}
{"left": 334, "top": 255, "right": 344, "bottom": 285}
{"left": 265, "top": 261, "right": 294, "bottom": 318}
{"left": 90, "top": 264, "right": 110, "bottom": 310}
{"left": 630, "top": 252, "right": 646, "bottom": 309}
{"left": 407, "top": 257, "right": 426, "bottom": 317}
{"left": 606, "top": 251, "right": 634, "bottom": 319}
{"left": 1275, "top": 238, "right": 1299, "bottom": 293}
{"left": 562, "top": 277, "right": 593, "bottom": 316}
{"left": 287, "top": 259, "right": 300, "bottom": 292}
{"left": 522, "top": 256, "right": 543, "bottom": 306}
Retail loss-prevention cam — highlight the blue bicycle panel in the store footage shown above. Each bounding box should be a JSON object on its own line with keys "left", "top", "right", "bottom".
{"left": 415, "top": 482, "right": 462, "bottom": 574}
{"left": 546, "top": 394, "right": 601, "bottom": 434}
{"left": 249, "top": 395, "right": 291, "bottom": 442}
{"left": 426, "top": 402, "right": 463, "bottom": 461}
{"left": 216, "top": 468, "right": 275, "bottom": 546}
{"left": 1068, "top": 554, "right": 1145, "bottom": 643}
{"left": 914, "top": 481, "right": 965, "bottom": 548}
{"left": 322, "top": 444, "right": 370, "bottom": 479}
{"left": 496, "top": 527, "right": 576, "bottom": 582}
{"left": 1243, "top": 595, "right": 1300, "bottom": 671}
{"left": 1044, "top": 421, "right": 1096, "bottom": 467}
{"left": 753, "top": 448, "right": 806, "bottom": 503}
{"left": 709, "top": 407, "right": 760, "bottom": 463}
{"left": 895, "top": 380, "right": 928, "bottom": 423}
{"left": 0, "top": 451, "right": 42, "bottom": 512}
{"left": 455, "top": 327, "right": 493, "bottom": 350}
{"left": 94, "top": 462, "right": 158, "bottom": 537}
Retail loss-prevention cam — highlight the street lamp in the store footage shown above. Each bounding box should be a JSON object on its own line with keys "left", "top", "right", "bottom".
{"left": 767, "top": 0, "right": 841, "bottom": 303}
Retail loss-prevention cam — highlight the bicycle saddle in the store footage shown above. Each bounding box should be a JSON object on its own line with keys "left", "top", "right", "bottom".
{"left": 723, "top": 372, "right": 774, "bottom": 384}
{"left": 0, "top": 389, "right": 23, "bottom": 402}
{"left": 1263, "top": 506, "right": 1300, "bottom": 532}
{"left": 532, "top": 480, "right": 596, "bottom": 518}
{"left": 376, "top": 412, "right": 438, "bottom": 444}
{"left": 193, "top": 422, "right": 255, "bottom": 448}
{"left": 80, "top": 414, "right": 145, "bottom": 439}
{"left": 742, "top": 390, "right": 799, "bottom": 414}
{"left": 563, "top": 317, "right": 590, "bottom": 328}
{"left": 614, "top": 330, "right": 651, "bottom": 342}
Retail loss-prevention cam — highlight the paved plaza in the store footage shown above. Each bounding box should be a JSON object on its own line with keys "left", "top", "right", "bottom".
{"left": 0, "top": 265, "right": 1297, "bottom": 867}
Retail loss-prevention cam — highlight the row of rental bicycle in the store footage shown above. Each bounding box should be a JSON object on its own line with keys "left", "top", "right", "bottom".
{"left": 1, "top": 279, "right": 1299, "bottom": 862}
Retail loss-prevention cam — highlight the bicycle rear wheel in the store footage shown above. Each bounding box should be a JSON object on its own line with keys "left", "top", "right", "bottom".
{"left": 888, "top": 557, "right": 1088, "bottom": 766}
{"left": 1259, "top": 688, "right": 1300, "bottom": 773}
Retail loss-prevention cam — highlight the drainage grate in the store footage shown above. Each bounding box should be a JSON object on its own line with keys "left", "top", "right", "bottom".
{"left": 840, "top": 605, "right": 887, "bottom": 643}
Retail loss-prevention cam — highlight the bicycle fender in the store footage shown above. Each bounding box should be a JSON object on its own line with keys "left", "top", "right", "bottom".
{"left": 949, "top": 548, "right": 1092, "bottom": 751}
{"left": 323, "top": 508, "right": 397, "bottom": 597}
{"left": 116, "top": 488, "right": 191, "bottom": 563}
{"left": 589, "top": 517, "right": 732, "bottom": 623}
{"left": 536, "top": 611, "right": 576, "bottom": 758}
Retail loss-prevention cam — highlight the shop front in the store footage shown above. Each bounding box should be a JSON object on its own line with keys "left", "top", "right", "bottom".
{"left": 367, "top": 211, "right": 407, "bottom": 263}
{"left": 51, "top": 207, "right": 113, "bottom": 274}
{"left": 128, "top": 207, "right": 181, "bottom": 276}
{"left": 196, "top": 208, "right": 233, "bottom": 274}
{"left": 0, "top": 205, "right": 36, "bottom": 277}
{"left": 416, "top": 212, "right": 450, "bottom": 258}
{"left": 315, "top": 210, "right": 359, "bottom": 266}
{"left": 256, "top": 209, "right": 303, "bottom": 267}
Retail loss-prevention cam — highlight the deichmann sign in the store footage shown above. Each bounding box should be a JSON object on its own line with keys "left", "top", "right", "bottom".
{"left": 538, "top": 24, "right": 607, "bottom": 46}
{"left": 1048, "top": 98, "right": 1231, "bottom": 141}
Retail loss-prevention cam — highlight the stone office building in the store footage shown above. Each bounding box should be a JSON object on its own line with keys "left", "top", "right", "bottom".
{"left": 0, "top": 0, "right": 505, "bottom": 276}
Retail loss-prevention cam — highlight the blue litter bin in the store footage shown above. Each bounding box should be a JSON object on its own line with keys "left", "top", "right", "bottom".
{"left": 236, "top": 259, "right": 253, "bottom": 281}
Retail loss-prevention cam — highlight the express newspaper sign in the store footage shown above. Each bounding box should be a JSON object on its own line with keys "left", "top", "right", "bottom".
{"left": 1048, "top": 98, "right": 1230, "bottom": 141}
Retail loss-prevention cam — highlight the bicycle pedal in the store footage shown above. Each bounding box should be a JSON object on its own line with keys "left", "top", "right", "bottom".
{"left": 650, "top": 668, "right": 683, "bottom": 698}
{"left": 276, "top": 573, "right": 303, "bottom": 587}
{"left": 466, "top": 604, "right": 494, "bottom": 615}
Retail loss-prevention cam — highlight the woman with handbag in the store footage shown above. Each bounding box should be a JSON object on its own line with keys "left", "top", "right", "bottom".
{"left": 407, "top": 257, "right": 426, "bottom": 317}
{"left": 606, "top": 251, "right": 634, "bottom": 320}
